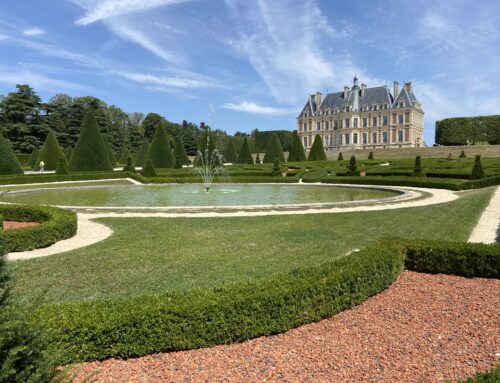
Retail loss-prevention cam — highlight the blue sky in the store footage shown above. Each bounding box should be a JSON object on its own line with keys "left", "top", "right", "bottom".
{"left": 0, "top": 0, "right": 499, "bottom": 144}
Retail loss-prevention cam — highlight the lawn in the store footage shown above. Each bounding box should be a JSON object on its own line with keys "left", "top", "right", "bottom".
{"left": 8, "top": 187, "right": 494, "bottom": 306}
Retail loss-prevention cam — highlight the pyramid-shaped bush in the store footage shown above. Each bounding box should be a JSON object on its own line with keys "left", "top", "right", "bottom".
{"left": 263, "top": 133, "right": 285, "bottom": 163}
{"left": 103, "top": 137, "right": 116, "bottom": 167}
{"left": 65, "top": 146, "right": 73, "bottom": 163}
{"left": 27, "top": 147, "right": 39, "bottom": 168}
{"left": 35, "top": 130, "right": 64, "bottom": 171}
{"left": 141, "top": 159, "right": 157, "bottom": 177}
{"left": 237, "top": 137, "right": 253, "bottom": 164}
{"left": 135, "top": 139, "right": 150, "bottom": 167}
{"left": 69, "top": 112, "right": 113, "bottom": 172}
{"left": 0, "top": 135, "right": 23, "bottom": 175}
{"left": 146, "top": 125, "right": 175, "bottom": 168}
{"left": 119, "top": 147, "right": 132, "bottom": 165}
{"left": 470, "top": 155, "right": 485, "bottom": 180}
{"left": 174, "top": 136, "right": 189, "bottom": 165}
{"left": 224, "top": 138, "right": 238, "bottom": 163}
{"left": 287, "top": 131, "right": 306, "bottom": 162}
{"left": 307, "top": 134, "right": 327, "bottom": 161}
{"left": 55, "top": 156, "right": 69, "bottom": 175}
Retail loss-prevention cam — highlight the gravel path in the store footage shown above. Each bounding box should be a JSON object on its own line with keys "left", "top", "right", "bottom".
{"left": 74, "top": 271, "right": 500, "bottom": 383}
{"left": 469, "top": 185, "right": 500, "bottom": 244}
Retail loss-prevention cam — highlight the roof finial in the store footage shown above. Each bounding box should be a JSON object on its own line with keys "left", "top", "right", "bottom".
{"left": 353, "top": 75, "right": 358, "bottom": 87}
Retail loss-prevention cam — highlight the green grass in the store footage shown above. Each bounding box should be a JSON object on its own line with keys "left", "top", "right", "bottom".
{"left": 8, "top": 187, "right": 494, "bottom": 306}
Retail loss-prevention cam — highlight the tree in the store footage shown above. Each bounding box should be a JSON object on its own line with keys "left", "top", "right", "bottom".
{"left": 135, "top": 139, "right": 150, "bottom": 167}
{"left": 0, "top": 135, "right": 23, "bottom": 175}
{"left": 103, "top": 136, "right": 117, "bottom": 167}
{"left": 34, "top": 130, "right": 64, "bottom": 171}
{"left": 338, "top": 152, "right": 343, "bottom": 161}
{"left": 307, "top": 134, "right": 327, "bottom": 161}
{"left": 69, "top": 112, "right": 114, "bottom": 171}
{"left": 196, "top": 128, "right": 218, "bottom": 166}
{"left": 119, "top": 147, "right": 132, "bottom": 165}
{"left": 127, "top": 112, "right": 144, "bottom": 152}
{"left": 237, "top": 137, "right": 253, "bottom": 164}
{"left": 413, "top": 155, "right": 423, "bottom": 176}
{"left": 287, "top": 131, "right": 306, "bottom": 162}
{"left": 470, "top": 155, "right": 485, "bottom": 179}
{"left": 263, "top": 133, "right": 285, "bottom": 163}
{"left": 55, "top": 156, "right": 69, "bottom": 175}
{"left": 174, "top": 135, "right": 189, "bottom": 165}
{"left": 146, "top": 124, "right": 175, "bottom": 168}
{"left": 141, "top": 159, "right": 157, "bottom": 177}
{"left": 27, "top": 147, "right": 39, "bottom": 168}
{"left": 348, "top": 155, "right": 357, "bottom": 175}
{"left": 142, "top": 113, "right": 165, "bottom": 140}
{"left": 224, "top": 138, "right": 238, "bottom": 163}
{"left": 368, "top": 151, "right": 374, "bottom": 160}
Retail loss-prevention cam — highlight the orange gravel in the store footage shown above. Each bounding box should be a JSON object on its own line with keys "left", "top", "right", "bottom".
{"left": 2, "top": 220, "right": 39, "bottom": 230}
{"left": 74, "top": 272, "right": 500, "bottom": 383}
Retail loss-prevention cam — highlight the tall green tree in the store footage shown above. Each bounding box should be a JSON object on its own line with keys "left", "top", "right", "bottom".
{"left": 307, "top": 134, "right": 327, "bottom": 161}
{"left": 287, "top": 131, "right": 306, "bottom": 162}
{"left": 103, "top": 136, "right": 117, "bottom": 167}
{"left": 35, "top": 130, "right": 64, "bottom": 171}
{"left": 263, "top": 133, "right": 285, "bottom": 163}
{"left": 237, "top": 137, "right": 253, "bottom": 164}
{"left": 0, "top": 135, "right": 23, "bottom": 175}
{"left": 135, "top": 139, "right": 150, "bottom": 167}
{"left": 174, "top": 135, "right": 189, "bottom": 165}
{"left": 127, "top": 112, "right": 144, "bottom": 152}
{"left": 224, "top": 138, "right": 238, "bottom": 163}
{"left": 146, "top": 124, "right": 175, "bottom": 168}
{"left": 143, "top": 113, "right": 165, "bottom": 141}
{"left": 119, "top": 147, "right": 132, "bottom": 165}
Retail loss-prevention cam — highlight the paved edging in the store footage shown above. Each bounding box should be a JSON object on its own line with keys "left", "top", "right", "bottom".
{"left": 468, "top": 185, "right": 500, "bottom": 244}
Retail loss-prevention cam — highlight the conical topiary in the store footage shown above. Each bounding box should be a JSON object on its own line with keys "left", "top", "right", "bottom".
{"left": 368, "top": 151, "right": 374, "bottom": 160}
{"left": 135, "top": 139, "right": 150, "bottom": 167}
{"left": 27, "top": 147, "right": 39, "bottom": 168}
{"left": 307, "top": 134, "right": 327, "bottom": 161}
{"left": 470, "top": 155, "right": 485, "bottom": 180}
{"left": 55, "top": 156, "right": 69, "bottom": 175}
{"left": 413, "top": 155, "right": 424, "bottom": 176}
{"left": 263, "top": 133, "right": 285, "bottom": 163}
{"left": 224, "top": 138, "right": 238, "bottom": 163}
{"left": 271, "top": 156, "right": 281, "bottom": 176}
{"left": 35, "top": 130, "right": 64, "bottom": 171}
{"left": 103, "top": 137, "right": 116, "bottom": 167}
{"left": 119, "top": 147, "right": 132, "bottom": 165}
{"left": 174, "top": 136, "right": 189, "bottom": 165}
{"left": 122, "top": 157, "right": 136, "bottom": 173}
{"left": 0, "top": 135, "right": 23, "bottom": 175}
{"left": 65, "top": 146, "right": 73, "bottom": 163}
{"left": 69, "top": 112, "right": 114, "bottom": 172}
{"left": 459, "top": 149, "right": 467, "bottom": 158}
{"left": 338, "top": 152, "right": 343, "bottom": 161}
{"left": 255, "top": 153, "right": 261, "bottom": 164}
{"left": 237, "top": 137, "right": 253, "bottom": 164}
{"left": 146, "top": 125, "right": 175, "bottom": 168}
{"left": 348, "top": 155, "right": 357, "bottom": 175}
{"left": 141, "top": 159, "right": 157, "bottom": 177}
{"left": 287, "top": 131, "right": 306, "bottom": 162}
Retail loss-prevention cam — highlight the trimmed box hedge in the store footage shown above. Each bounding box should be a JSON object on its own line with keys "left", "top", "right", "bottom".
{"left": 0, "top": 171, "right": 129, "bottom": 186}
{"left": 0, "top": 205, "right": 76, "bottom": 253}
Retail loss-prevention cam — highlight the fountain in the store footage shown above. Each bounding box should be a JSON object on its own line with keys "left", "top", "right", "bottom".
{"left": 193, "top": 129, "right": 226, "bottom": 192}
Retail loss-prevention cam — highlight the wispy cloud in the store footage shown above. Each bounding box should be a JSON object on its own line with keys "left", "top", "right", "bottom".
{"left": 112, "top": 70, "right": 222, "bottom": 90}
{"left": 22, "top": 27, "right": 46, "bottom": 36}
{"left": 222, "top": 101, "right": 294, "bottom": 116}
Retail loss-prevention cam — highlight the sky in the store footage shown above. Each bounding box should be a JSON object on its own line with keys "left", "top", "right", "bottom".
{"left": 0, "top": 0, "right": 499, "bottom": 144}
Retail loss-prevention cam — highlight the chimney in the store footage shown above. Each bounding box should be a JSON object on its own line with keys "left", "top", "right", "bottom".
{"left": 343, "top": 86, "right": 350, "bottom": 98}
{"left": 361, "top": 83, "right": 366, "bottom": 97}
{"left": 393, "top": 81, "right": 399, "bottom": 98}
{"left": 404, "top": 81, "right": 412, "bottom": 92}
{"left": 315, "top": 91, "right": 322, "bottom": 107}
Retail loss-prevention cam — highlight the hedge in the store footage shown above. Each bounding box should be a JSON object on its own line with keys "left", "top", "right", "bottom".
{"left": 0, "top": 171, "right": 129, "bottom": 186}
{"left": 33, "top": 243, "right": 405, "bottom": 363}
{"left": 0, "top": 204, "right": 76, "bottom": 253}
{"left": 453, "top": 365, "right": 500, "bottom": 383}
{"left": 34, "top": 131, "right": 64, "bottom": 171}
{"left": 0, "top": 135, "right": 23, "bottom": 175}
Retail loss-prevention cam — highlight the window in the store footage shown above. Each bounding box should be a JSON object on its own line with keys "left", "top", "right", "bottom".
{"left": 372, "top": 117, "right": 377, "bottom": 127}
{"left": 398, "top": 130, "right": 403, "bottom": 142}
{"left": 324, "top": 135, "right": 329, "bottom": 146}
{"left": 353, "top": 133, "right": 358, "bottom": 144}
{"left": 354, "top": 118, "right": 358, "bottom": 128}
{"left": 362, "top": 133, "right": 367, "bottom": 144}
{"left": 398, "top": 114, "right": 403, "bottom": 124}
{"left": 303, "top": 137, "right": 308, "bottom": 147}
{"left": 382, "top": 115, "right": 388, "bottom": 126}
{"left": 333, "top": 120, "right": 338, "bottom": 130}
{"left": 316, "top": 121, "right": 321, "bottom": 131}
{"left": 303, "top": 122, "right": 307, "bottom": 131}
{"left": 345, "top": 118, "right": 350, "bottom": 128}
{"left": 383, "top": 132, "right": 388, "bottom": 143}
{"left": 344, "top": 133, "right": 350, "bottom": 144}
{"left": 362, "top": 117, "right": 367, "bottom": 127}
{"left": 333, "top": 135, "right": 338, "bottom": 146}
{"left": 324, "top": 121, "right": 329, "bottom": 130}
{"left": 372, "top": 132, "right": 377, "bottom": 144}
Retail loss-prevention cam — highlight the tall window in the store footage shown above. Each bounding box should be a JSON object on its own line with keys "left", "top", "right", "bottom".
{"left": 345, "top": 118, "right": 350, "bottom": 128}
{"left": 303, "top": 137, "right": 308, "bottom": 147}
{"left": 324, "top": 121, "right": 329, "bottom": 130}
{"left": 333, "top": 135, "right": 338, "bottom": 146}
{"left": 362, "top": 117, "right": 367, "bottom": 127}
{"left": 372, "top": 132, "right": 377, "bottom": 144}
{"left": 354, "top": 118, "right": 358, "bottom": 128}
{"left": 344, "top": 133, "right": 350, "bottom": 144}
{"left": 362, "top": 133, "right": 367, "bottom": 144}
{"left": 316, "top": 121, "right": 321, "bottom": 131}
{"left": 383, "top": 132, "right": 388, "bottom": 143}
{"left": 382, "top": 115, "right": 388, "bottom": 126}
{"left": 398, "top": 114, "right": 403, "bottom": 124}
{"left": 333, "top": 120, "right": 338, "bottom": 130}
{"left": 398, "top": 130, "right": 403, "bottom": 142}
{"left": 353, "top": 133, "right": 358, "bottom": 144}
{"left": 303, "top": 122, "right": 307, "bottom": 131}
{"left": 372, "top": 116, "right": 377, "bottom": 127}
{"left": 324, "top": 135, "right": 329, "bottom": 146}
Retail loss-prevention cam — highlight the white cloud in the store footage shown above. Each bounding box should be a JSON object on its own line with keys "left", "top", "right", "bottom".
{"left": 112, "top": 70, "right": 222, "bottom": 89}
{"left": 22, "top": 27, "right": 46, "bottom": 36}
{"left": 222, "top": 101, "right": 294, "bottom": 116}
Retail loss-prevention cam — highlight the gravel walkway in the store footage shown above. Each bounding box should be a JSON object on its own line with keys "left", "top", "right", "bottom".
{"left": 469, "top": 185, "right": 500, "bottom": 244}
{"left": 74, "top": 272, "right": 499, "bottom": 383}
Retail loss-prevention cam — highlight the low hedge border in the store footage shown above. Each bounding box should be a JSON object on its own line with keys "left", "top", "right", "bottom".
{"left": 0, "top": 171, "right": 128, "bottom": 186}
{"left": 31, "top": 239, "right": 499, "bottom": 365}
{"left": 0, "top": 205, "right": 76, "bottom": 253}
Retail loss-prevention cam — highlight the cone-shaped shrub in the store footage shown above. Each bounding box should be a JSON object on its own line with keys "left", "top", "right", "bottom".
{"left": 103, "top": 138, "right": 116, "bottom": 167}
{"left": 174, "top": 136, "right": 189, "bottom": 165}
{"left": 255, "top": 153, "right": 261, "bottom": 164}
{"left": 55, "top": 156, "right": 69, "bottom": 175}
{"left": 459, "top": 149, "right": 467, "bottom": 158}
{"left": 237, "top": 137, "right": 253, "bottom": 164}
{"left": 287, "top": 131, "right": 306, "bottom": 162}
{"left": 413, "top": 155, "right": 423, "bottom": 176}
{"left": 141, "top": 159, "right": 157, "bottom": 177}
{"left": 35, "top": 130, "right": 64, "bottom": 171}
{"left": 368, "top": 151, "right": 374, "bottom": 160}
{"left": 135, "top": 139, "right": 150, "bottom": 167}
{"left": 263, "top": 133, "right": 285, "bottom": 163}
{"left": 470, "top": 155, "right": 485, "bottom": 180}
{"left": 348, "top": 155, "right": 357, "bottom": 175}
{"left": 224, "top": 138, "right": 238, "bottom": 163}
{"left": 65, "top": 146, "right": 73, "bottom": 163}
{"left": 119, "top": 147, "right": 132, "bottom": 165}
{"left": 146, "top": 125, "right": 175, "bottom": 168}
{"left": 338, "top": 152, "right": 343, "bottom": 161}
{"left": 123, "top": 157, "right": 136, "bottom": 173}
{"left": 0, "top": 135, "right": 23, "bottom": 175}
{"left": 69, "top": 113, "right": 113, "bottom": 172}
{"left": 307, "top": 134, "right": 327, "bottom": 161}
{"left": 27, "top": 147, "right": 39, "bottom": 168}
{"left": 271, "top": 156, "right": 281, "bottom": 176}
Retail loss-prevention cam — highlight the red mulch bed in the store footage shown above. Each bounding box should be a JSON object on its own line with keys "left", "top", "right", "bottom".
{"left": 73, "top": 271, "right": 500, "bottom": 383}
{"left": 2, "top": 220, "right": 39, "bottom": 230}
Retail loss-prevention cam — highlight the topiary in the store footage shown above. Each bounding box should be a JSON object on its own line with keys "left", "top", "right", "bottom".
{"left": 35, "top": 130, "right": 64, "bottom": 171}
{"left": 122, "top": 157, "right": 136, "bottom": 173}
{"left": 146, "top": 125, "right": 175, "bottom": 168}
{"left": 0, "top": 135, "right": 23, "bottom": 175}
{"left": 338, "top": 152, "right": 343, "bottom": 161}
{"left": 255, "top": 153, "right": 261, "bottom": 164}
{"left": 174, "top": 136, "right": 189, "bottom": 165}
{"left": 69, "top": 113, "right": 114, "bottom": 172}
{"left": 119, "top": 147, "right": 132, "bottom": 165}
{"left": 368, "top": 151, "right": 374, "bottom": 160}
{"left": 141, "top": 159, "right": 157, "bottom": 177}
{"left": 27, "top": 147, "right": 39, "bottom": 169}
{"left": 135, "top": 139, "right": 150, "bottom": 167}
{"left": 237, "top": 137, "right": 253, "bottom": 164}
{"left": 224, "top": 138, "right": 238, "bottom": 163}
{"left": 348, "top": 155, "right": 357, "bottom": 175}
{"left": 287, "top": 131, "right": 306, "bottom": 162}
{"left": 263, "top": 133, "right": 285, "bottom": 163}
{"left": 459, "top": 149, "right": 467, "bottom": 158}
{"left": 307, "top": 134, "right": 327, "bottom": 161}
{"left": 447, "top": 152, "right": 453, "bottom": 160}
{"left": 413, "top": 155, "right": 424, "bottom": 176}
{"left": 64, "top": 146, "right": 73, "bottom": 164}
{"left": 271, "top": 156, "right": 281, "bottom": 176}
{"left": 103, "top": 137, "right": 116, "bottom": 167}
{"left": 55, "top": 156, "right": 69, "bottom": 175}
{"left": 470, "top": 155, "right": 485, "bottom": 180}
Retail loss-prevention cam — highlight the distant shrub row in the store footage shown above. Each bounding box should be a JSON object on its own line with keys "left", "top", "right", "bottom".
{"left": 0, "top": 171, "right": 129, "bottom": 186}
